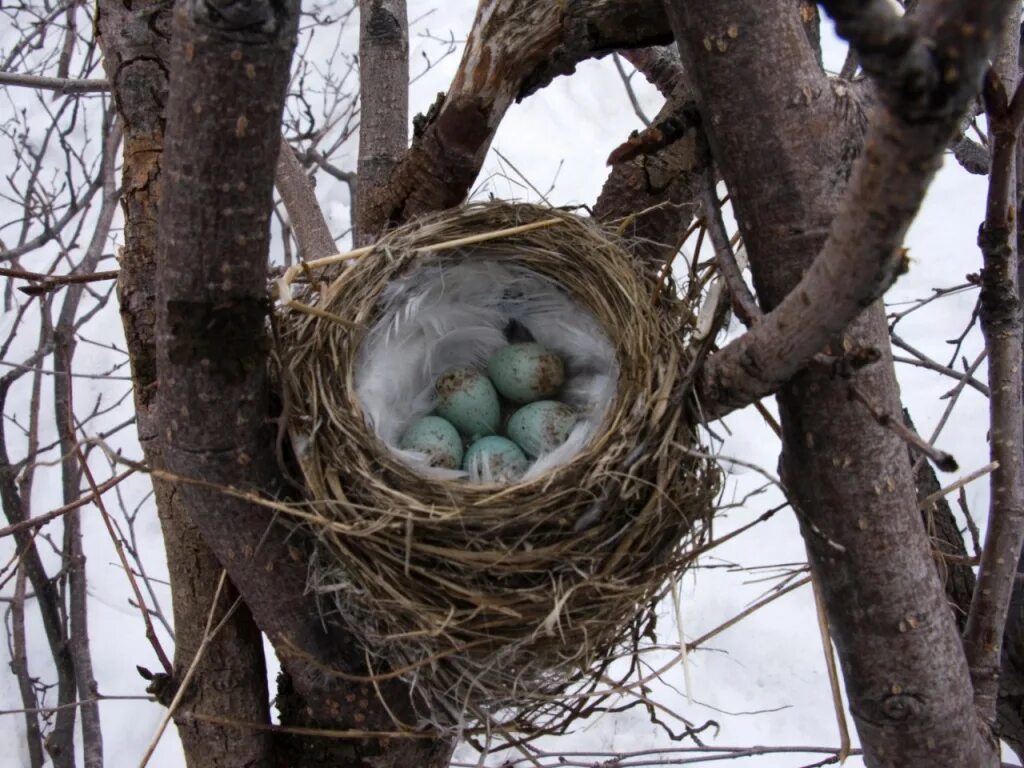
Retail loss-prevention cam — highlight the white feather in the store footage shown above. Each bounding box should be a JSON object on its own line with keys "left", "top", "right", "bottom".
{"left": 355, "top": 260, "right": 619, "bottom": 481}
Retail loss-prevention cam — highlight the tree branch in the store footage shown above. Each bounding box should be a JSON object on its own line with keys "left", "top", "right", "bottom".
{"left": 10, "top": 565, "right": 45, "bottom": 768}
{"left": 618, "top": 45, "right": 687, "bottom": 98}
{"left": 95, "top": 1, "right": 278, "bottom": 765}
{"left": 698, "top": 171, "right": 760, "bottom": 327}
{"left": 668, "top": 0, "right": 1011, "bottom": 764}
{"left": 699, "top": 0, "right": 1017, "bottom": 417}
{"left": 354, "top": 0, "right": 408, "bottom": 245}
{"left": 153, "top": 3, "right": 449, "bottom": 765}
{"left": 964, "top": 68, "right": 1024, "bottom": 723}
{"left": 276, "top": 139, "right": 338, "bottom": 260}
{"left": 594, "top": 47, "right": 708, "bottom": 271}
{"left": 50, "top": 111, "right": 124, "bottom": 768}
{"left": 611, "top": 53, "right": 652, "bottom": 126}
{"left": 0, "top": 381, "right": 78, "bottom": 768}
{"left": 818, "top": 0, "right": 934, "bottom": 107}
{"left": 0, "top": 71, "right": 110, "bottom": 94}
{"left": 361, "top": 0, "right": 672, "bottom": 233}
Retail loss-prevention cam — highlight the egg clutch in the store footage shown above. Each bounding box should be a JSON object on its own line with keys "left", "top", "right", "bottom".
{"left": 399, "top": 342, "right": 577, "bottom": 483}
{"left": 354, "top": 259, "right": 620, "bottom": 487}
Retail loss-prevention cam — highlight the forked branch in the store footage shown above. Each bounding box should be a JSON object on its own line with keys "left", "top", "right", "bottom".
{"left": 360, "top": 0, "right": 672, "bottom": 234}
{"left": 699, "top": 0, "right": 1018, "bottom": 418}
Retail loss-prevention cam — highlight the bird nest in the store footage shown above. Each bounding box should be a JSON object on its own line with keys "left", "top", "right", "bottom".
{"left": 272, "top": 202, "right": 720, "bottom": 738}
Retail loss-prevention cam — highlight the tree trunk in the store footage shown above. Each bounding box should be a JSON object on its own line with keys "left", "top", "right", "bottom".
{"left": 666, "top": 1, "right": 999, "bottom": 764}
{"left": 95, "top": 2, "right": 275, "bottom": 765}
{"left": 150, "top": 1, "right": 450, "bottom": 765}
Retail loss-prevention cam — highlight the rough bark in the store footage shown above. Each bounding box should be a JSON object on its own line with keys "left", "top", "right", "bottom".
{"left": 906, "top": 410, "right": 1024, "bottom": 762}
{"left": 1005, "top": 15, "right": 1024, "bottom": 747}
{"left": 354, "top": 0, "right": 408, "bottom": 245}
{"left": 152, "top": 2, "right": 448, "bottom": 766}
{"left": 1000, "top": 549, "right": 1024, "bottom": 760}
{"left": 95, "top": 2, "right": 275, "bottom": 766}
{"left": 276, "top": 141, "right": 338, "bottom": 260}
{"left": 963, "top": 3, "right": 1024, "bottom": 723}
{"left": 361, "top": 0, "right": 672, "bottom": 234}
{"left": 595, "top": 46, "right": 709, "bottom": 272}
{"left": 666, "top": 1, "right": 1000, "bottom": 765}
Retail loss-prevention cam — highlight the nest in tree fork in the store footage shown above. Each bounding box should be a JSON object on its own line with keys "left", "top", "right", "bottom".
{"left": 271, "top": 202, "right": 720, "bottom": 737}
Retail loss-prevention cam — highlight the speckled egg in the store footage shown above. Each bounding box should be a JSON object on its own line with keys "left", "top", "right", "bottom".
{"left": 399, "top": 416, "right": 463, "bottom": 469}
{"left": 507, "top": 400, "right": 577, "bottom": 458}
{"left": 463, "top": 436, "right": 529, "bottom": 483}
{"left": 435, "top": 367, "right": 501, "bottom": 438}
{"left": 487, "top": 343, "right": 565, "bottom": 404}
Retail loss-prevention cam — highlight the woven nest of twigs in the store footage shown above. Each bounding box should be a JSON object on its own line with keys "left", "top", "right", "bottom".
{"left": 272, "top": 202, "right": 720, "bottom": 737}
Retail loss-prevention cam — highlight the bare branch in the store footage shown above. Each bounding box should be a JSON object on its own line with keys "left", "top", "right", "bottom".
{"left": 699, "top": 174, "right": 760, "bottom": 327}
{"left": 963, "top": 70, "right": 1024, "bottom": 721}
{"left": 9, "top": 564, "right": 45, "bottom": 768}
{"left": 668, "top": 0, "right": 1013, "bottom": 764}
{"left": 355, "top": 0, "right": 409, "bottom": 245}
{"left": 0, "top": 174, "right": 104, "bottom": 263}
{"left": 700, "top": 0, "right": 1016, "bottom": 416}
{"left": 890, "top": 334, "right": 990, "bottom": 396}
{"left": 619, "top": 45, "right": 687, "bottom": 98}
{"left": 595, "top": 60, "right": 708, "bottom": 270}
{"left": 362, "top": 0, "right": 672, "bottom": 232}
{"left": 0, "top": 267, "right": 119, "bottom": 295}
{"left": 611, "top": 53, "right": 652, "bottom": 126}
{"left": 0, "top": 71, "right": 110, "bottom": 94}
{"left": 0, "top": 470, "right": 135, "bottom": 540}
{"left": 96, "top": 0, "right": 279, "bottom": 764}
{"left": 848, "top": 384, "right": 958, "bottom": 472}
{"left": 818, "top": 1, "right": 933, "bottom": 108}
{"left": 1, "top": 374, "right": 78, "bottom": 768}
{"left": 275, "top": 139, "right": 338, "bottom": 260}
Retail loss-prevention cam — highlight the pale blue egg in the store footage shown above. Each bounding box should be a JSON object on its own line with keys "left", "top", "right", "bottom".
{"left": 435, "top": 367, "right": 501, "bottom": 438}
{"left": 507, "top": 400, "right": 577, "bottom": 458}
{"left": 487, "top": 343, "right": 565, "bottom": 404}
{"left": 399, "top": 416, "right": 464, "bottom": 469}
{"left": 463, "top": 436, "right": 529, "bottom": 483}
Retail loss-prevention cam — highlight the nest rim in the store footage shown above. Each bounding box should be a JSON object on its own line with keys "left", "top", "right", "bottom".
{"left": 273, "top": 202, "right": 720, "bottom": 738}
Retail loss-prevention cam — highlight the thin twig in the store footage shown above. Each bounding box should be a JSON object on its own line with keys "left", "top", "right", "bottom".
{"left": 918, "top": 462, "right": 1000, "bottom": 510}
{"left": 0, "top": 266, "right": 119, "bottom": 295}
{"left": 808, "top": 558, "right": 850, "bottom": 763}
{"left": 10, "top": 561, "right": 44, "bottom": 768}
{"left": 0, "top": 71, "right": 110, "bottom": 94}
{"left": 687, "top": 576, "right": 811, "bottom": 651}
{"left": 890, "top": 333, "right": 989, "bottom": 396}
{"left": 612, "top": 53, "right": 652, "bottom": 126}
{"left": 927, "top": 350, "right": 987, "bottom": 445}
{"left": 848, "top": 384, "right": 958, "bottom": 471}
{"left": 699, "top": 174, "right": 760, "bottom": 326}
{"left": 185, "top": 712, "right": 439, "bottom": 739}
{"left": 493, "top": 148, "right": 553, "bottom": 206}
{"left": 137, "top": 572, "right": 236, "bottom": 768}
{"left": 0, "top": 469, "right": 135, "bottom": 537}
{"left": 0, "top": 695, "right": 153, "bottom": 717}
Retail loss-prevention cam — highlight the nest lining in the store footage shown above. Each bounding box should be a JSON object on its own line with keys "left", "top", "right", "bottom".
{"left": 273, "top": 202, "right": 720, "bottom": 736}
{"left": 354, "top": 258, "right": 620, "bottom": 482}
